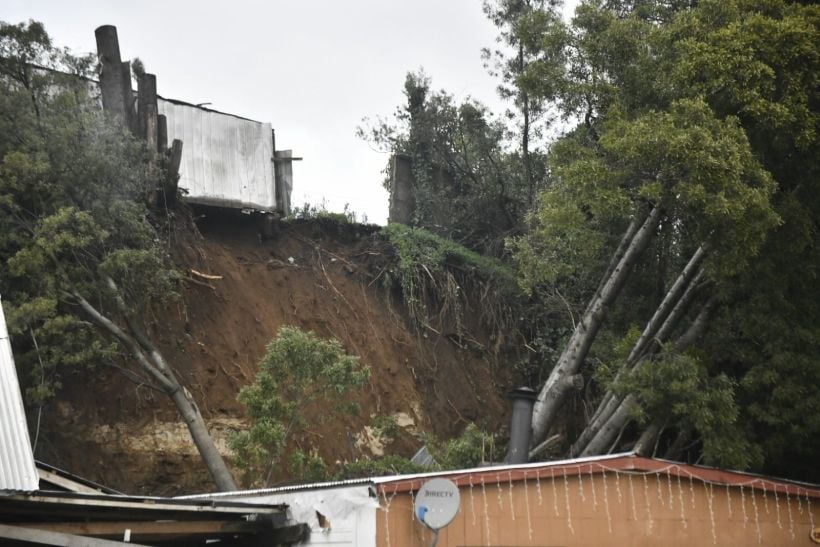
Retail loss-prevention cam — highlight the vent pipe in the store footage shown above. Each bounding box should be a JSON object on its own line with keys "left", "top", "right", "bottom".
{"left": 505, "top": 387, "right": 536, "bottom": 464}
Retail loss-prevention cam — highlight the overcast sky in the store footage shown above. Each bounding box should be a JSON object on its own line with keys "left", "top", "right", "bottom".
{"left": 3, "top": 1, "right": 574, "bottom": 224}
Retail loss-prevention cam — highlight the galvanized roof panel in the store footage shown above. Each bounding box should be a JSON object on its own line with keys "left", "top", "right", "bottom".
{"left": 0, "top": 297, "right": 39, "bottom": 492}
{"left": 158, "top": 99, "right": 276, "bottom": 211}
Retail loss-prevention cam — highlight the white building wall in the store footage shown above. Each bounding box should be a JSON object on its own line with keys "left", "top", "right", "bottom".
{"left": 185, "top": 484, "right": 378, "bottom": 546}
{"left": 158, "top": 99, "right": 276, "bottom": 211}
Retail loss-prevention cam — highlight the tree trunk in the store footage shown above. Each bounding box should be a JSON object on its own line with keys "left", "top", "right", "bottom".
{"left": 633, "top": 416, "right": 665, "bottom": 456}
{"left": 169, "top": 387, "right": 237, "bottom": 491}
{"left": 664, "top": 426, "right": 692, "bottom": 461}
{"left": 530, "top": 204, "right": 663, "bottom": 444}
{"left": 518, "top": 42, "right": 533, "bottom": 206}
{"left": 579, "top": 295, "right": 717, "bottom": 457}
{"left": 74, "top": 288, "right": 237, "bottom": 491}
{"left": 571, "top": 250, "right": 707, "bottom": 456}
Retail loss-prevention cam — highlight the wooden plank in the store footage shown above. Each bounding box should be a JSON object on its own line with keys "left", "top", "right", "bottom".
{"left": 1, "top": 493, "right": 283, "bottom": 515}
{"left": 37, "top": 468, "right": 103, "bottom": 495}
{"left": 12, "top": 519, "right": 260, "bottom": 540}
{"left": 0, "top": 523, "right": 150, "bottom": 546}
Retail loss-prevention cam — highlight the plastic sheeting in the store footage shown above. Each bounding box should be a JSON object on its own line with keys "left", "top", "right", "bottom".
{"left": 0, "top": 297, "right": 39, "bottom": 492}
{"left": 158, "top": 99, "right": 276, "bottom": 211}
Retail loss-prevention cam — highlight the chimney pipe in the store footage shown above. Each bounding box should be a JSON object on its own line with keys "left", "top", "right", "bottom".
{"left": 505, "top": 387, "right": 536, "bottom": 464}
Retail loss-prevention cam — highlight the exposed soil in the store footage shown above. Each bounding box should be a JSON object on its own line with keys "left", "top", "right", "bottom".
{"left": 33, "top": 212, "right": 519, "bottom": 495}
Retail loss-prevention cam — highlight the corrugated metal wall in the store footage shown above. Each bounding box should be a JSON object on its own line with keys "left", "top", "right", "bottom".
{"left": 0, "top": 297, "right": 39, "bottom": 492}
{"left": 158, "top": 99, "right": 277, "bottom": 211}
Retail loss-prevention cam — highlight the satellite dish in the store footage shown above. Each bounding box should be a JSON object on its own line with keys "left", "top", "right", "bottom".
{"left": 414, "top": 478, "right": 461, "bottom": 530}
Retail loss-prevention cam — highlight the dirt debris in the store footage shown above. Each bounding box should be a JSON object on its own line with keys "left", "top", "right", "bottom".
{"left": 34, "top": 214, "right": 517, "bottom": 495}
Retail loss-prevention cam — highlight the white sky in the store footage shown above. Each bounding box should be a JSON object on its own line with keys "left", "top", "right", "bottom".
{"left": 3, "top": 1, "right": 575, "bottom": 225}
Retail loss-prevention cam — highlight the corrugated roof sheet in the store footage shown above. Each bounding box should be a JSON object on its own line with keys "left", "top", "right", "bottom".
{"left": 0, "top": 296, "right": 39, "bottom": 492}
{"left": 158, "top": 99, "right": 276, "bottom": 211}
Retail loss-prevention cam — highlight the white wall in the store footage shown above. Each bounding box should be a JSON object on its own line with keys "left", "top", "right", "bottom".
{"left": 158, "top": 99, "right": 276, "bottom": 211}
{"left": 211, "top": 484, "right": 378, "bottom": 546}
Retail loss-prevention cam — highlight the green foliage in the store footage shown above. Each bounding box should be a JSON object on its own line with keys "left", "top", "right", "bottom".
{"left": 426, "top": 423, "right": 504, "bottom": 470}
{"left": 230, "top": 326, "right": 370, "bottom": 487}
{"left": 381, "top": 223, "right": 520, "bottom": 342}
{"left": 359, "top": 71, "right": 540, "bottom": 253}
{"left": 334, "top": 456, "right": 426, "bottom": 480}
{"left": 288, "top": 449, "right": 329, "bottom": 483}
{"left": 383, "top": 223, "right": 517, "bottom": 295}
{"left": 287, "top": 200, "right": 367, "bottom": 224}
{"left": 370, "top": 414, "right": 401, "bottom": 442}
{"left": 617, "top": 350, "right": 761, "bottom": 470}
{"left": 507, "top": 0, "right": 818, "bottom": 479}
{"left": 0, "top": 20, "right": 176, "bottom": 401}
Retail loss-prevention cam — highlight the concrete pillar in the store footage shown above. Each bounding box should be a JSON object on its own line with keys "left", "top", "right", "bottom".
{"left": 388, "top": 154, "right": 415, "bottom": 224}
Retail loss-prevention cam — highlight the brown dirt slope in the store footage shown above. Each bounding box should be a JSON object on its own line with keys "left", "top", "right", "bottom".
{"left": 35, "top": 214, "right": 517, "bottom": 495}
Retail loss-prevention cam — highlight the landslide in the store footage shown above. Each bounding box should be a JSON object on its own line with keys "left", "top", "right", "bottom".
{"left": 34, "top": 212, "right": 521, "bottom": 495}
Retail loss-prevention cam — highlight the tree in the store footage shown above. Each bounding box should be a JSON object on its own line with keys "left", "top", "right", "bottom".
{"left": 482, "top": 0, "right": 561, "bottom": 206}
{"left": 0, "top": 21, "right": 237, "bottom": 491}
{"left": 230, "top": 326, "right": 370, "bottom": 487}
{"left": 512, "top": 0, "right": 818, "bottom": 474}
{"left": 359, "top": 71, "right": 535, "bottom": 254}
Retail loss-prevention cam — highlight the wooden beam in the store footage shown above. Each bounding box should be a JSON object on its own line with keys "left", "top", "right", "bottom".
{"left": 0, "top": 523, "right": 150, "bottom": 546}
{"left": 12, "top": 519, "right": 261, "bottom": 541}
{"left": 0, "top": 493, "right": 283, "bottom": 515}
{"left": 37, "top": 468, "right": 103, "bottom": 495}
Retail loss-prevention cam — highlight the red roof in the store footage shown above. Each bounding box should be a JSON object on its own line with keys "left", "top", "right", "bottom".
{"left": 376, "top": 454, "right": 820, "bottom": 500}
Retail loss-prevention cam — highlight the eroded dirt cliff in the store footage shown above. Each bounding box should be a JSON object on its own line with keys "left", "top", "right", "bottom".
{"left": 33, "top": 213, "right": 519, "bottom": 495}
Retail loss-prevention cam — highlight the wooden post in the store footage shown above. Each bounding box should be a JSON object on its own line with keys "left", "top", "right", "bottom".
{"left": 145, "top": 104, "right": 158, "bottom": 153}
{"left": 157, "top": 114, "right": 168, "bottom": 153}
{"left": 119, "top": 60, "right": 137, "bottom": 134}
{"left": 95, "top": 26, "right": 129, "bottom": 123}
{"left": 137, "top": 73, "right": 157, "bottom": 140}
{"left": 168, "top": 139, "right": 183, "bottom": 176}
{"left": 273, "top": 150, "right": 294, "bottom": 216}
{"left": 160, "top": 139, "right": 183, "bottom": 209}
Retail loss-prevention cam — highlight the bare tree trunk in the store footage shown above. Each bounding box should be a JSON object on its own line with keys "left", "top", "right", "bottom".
{"left": 530, "top": 204, "right": 663, "bottom": 444}
{"left": 664, "top": 426, "right": 692, "bottom": 461}
{"left": 571, "top": 249, "right": 707, "bottom": 456}
{"left": 579, "top": 295, "right": 716, "bottom": 457}
{"left": 73, "top": 284, "right": 237, "bottom": 491}
{"left": 633, "top": 416, "right": 665, "bottom": 456}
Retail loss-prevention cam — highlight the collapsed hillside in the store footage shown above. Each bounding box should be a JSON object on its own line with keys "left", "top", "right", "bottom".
{"left": 32, "top": 213, "right": 522, "bottom": 495}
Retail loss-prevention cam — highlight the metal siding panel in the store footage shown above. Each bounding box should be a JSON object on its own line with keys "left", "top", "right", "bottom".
{"left": 0, "top": 298, "right": 39, "bottom": 492}
{"left": 158, "top": 99, "right": 275, "bottom": 210}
